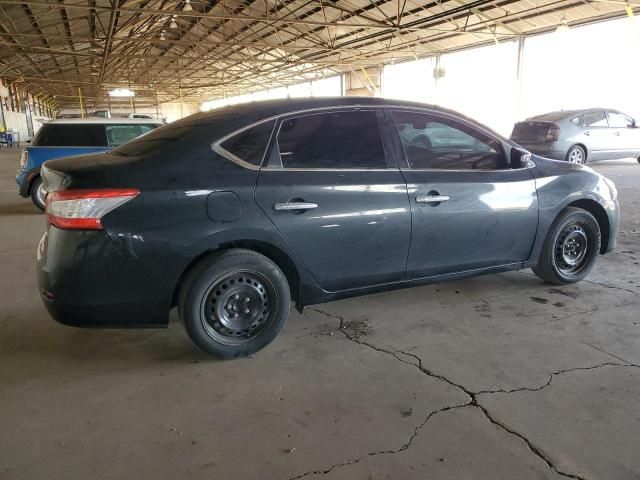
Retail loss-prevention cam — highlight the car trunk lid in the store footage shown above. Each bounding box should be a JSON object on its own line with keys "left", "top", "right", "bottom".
{"left": 40, "top": 152, "right": 141, "bottom": 193}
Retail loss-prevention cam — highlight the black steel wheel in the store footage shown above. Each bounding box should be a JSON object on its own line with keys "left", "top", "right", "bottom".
{"left": 566, "top": 145, "right": 586, "bottom": 165}
{"left": 202, "top": 271, "right": 275, "bottom": 345}
{"left": 179, "top": 249, "right": 290, "bottom": 358}
{"left": 532, "top": 207, "right": 601, "bottom": 284}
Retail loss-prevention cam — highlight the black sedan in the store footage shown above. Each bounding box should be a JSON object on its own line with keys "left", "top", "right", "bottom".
{"left": 37, "top": 97, "right": 620, "bottom": 358}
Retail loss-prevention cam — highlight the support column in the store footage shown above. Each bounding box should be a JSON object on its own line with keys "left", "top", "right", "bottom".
{"left": 515, "top": 35, "right": 525, "bottom": 121}
{"left": 344, "top": 66, "right": 381, "bottom": 97}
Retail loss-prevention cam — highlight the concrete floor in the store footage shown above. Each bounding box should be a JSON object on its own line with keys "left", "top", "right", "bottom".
{"left": 1, "top": 147, "right": 639, "bottom": 480}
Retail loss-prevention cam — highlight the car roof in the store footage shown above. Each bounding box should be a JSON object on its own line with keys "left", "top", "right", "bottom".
{"left": 198, "top": 96, "right": 451, "bottom": 118}
{"left": 48, "top": 118, "right": 163, "bottom": 125}
{"left": 174, "top": 96, "right": 501, "bottom": 136}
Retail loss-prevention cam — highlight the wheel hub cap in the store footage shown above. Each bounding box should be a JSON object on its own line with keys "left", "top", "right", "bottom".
{"left": 569, "top": 149, "right": 583, "bottom": 164}
{"left": 555, "top": 224, "right": 589, "bottom": 274}
{"left": 203, "top": 272, "right": 273, "bottom": 344}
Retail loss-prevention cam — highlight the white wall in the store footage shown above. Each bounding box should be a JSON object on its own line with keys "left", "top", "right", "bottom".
{"left": 382, "top": 16, "right": 640, "bottom": 136}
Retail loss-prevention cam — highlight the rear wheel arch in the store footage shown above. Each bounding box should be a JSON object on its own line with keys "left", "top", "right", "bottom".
{"left": 566, "top": 199, "right": 609, "bottom": 253}
{"left": 171, "top": 240, "right": 301, "bottom": 309}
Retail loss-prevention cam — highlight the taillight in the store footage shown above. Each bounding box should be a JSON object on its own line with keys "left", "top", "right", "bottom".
{"left": 546, "top": 125, "right": 560, "bottom": 142}
{"left": 45, "top": 189, "right": 140, "bottom": 230}
{"left": 20, "top": 150, "right": 29, "bottom": 169}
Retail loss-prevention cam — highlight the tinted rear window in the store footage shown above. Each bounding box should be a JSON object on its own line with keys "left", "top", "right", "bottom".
{"left": 511, "top": 122, "right": 553, "bottom": 142}
{"left": 111, "top": 124, "right": 190, "bottom": 157}
{"left": 105, "top": 124, "right": 156, "bottom": 147}
{"left": 275, "top": 111, "right": 386, "bottom": 169}
{"left": 35, "top": 124, "right": 107, "bottom": 147}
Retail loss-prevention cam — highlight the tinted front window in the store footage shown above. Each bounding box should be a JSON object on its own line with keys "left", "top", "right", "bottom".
{"left": 105, "top": 124, "right": 156, "bottom": 147}
{"left": 393, "top": 111, "right": 506, "bottom": 170}
{"left": 220, "top": 120, "right": 275, "bottom": 166}
{"left": 608, "top": 112, "right": 633, "bottom": 128}
{"left": 35, "top": 124, "right": 107, "bottom": 147}
{"left": 275, "top": 111, "right": 386, "bottom": 169}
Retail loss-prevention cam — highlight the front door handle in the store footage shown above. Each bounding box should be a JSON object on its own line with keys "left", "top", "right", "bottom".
{"left": 416, "top": 194, "right": 450, "bottom": 204}
{"left": 274, "top": 201, "right": 318, "bottom": 212}
{"left": 584, "top": 131, "right": 591, "bottom": 136}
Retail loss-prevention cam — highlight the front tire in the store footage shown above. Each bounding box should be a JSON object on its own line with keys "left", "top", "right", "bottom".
{"left": 532, "top": 207, "right": 601, "bottom": 285}
{"left": 566, "top": 145, "right": 586, "bottom": 164}
{"left": 178, "top": 249, "right": 290, "bottom": 359}
{"left": 30, "top": 176, "right": 46, "bottom": 211}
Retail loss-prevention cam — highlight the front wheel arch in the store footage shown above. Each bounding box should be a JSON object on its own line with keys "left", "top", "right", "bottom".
{"left": 567, "top": 199, "right": 610, "bottom": 253}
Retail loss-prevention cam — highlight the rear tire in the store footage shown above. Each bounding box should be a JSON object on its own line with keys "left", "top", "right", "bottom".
{"left": 532, "top": 207, "right": 601, "bottom": 285}
{"left": 566, "top": 145, "right": 586, "bottom": 164}
{"left": 178, "top": 249, "right": 290, "bottom": 359}
{"left": 30, "top": 176, "right": 46, "bottom": 211}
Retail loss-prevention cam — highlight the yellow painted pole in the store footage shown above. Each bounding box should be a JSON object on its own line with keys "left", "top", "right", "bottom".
{"left": 78, "top": 87, "right": 84, "bottom": 118}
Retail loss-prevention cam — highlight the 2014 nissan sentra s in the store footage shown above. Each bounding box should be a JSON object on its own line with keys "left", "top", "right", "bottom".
{"left": 37, "top": 97, "right": 620, "bottom": 359}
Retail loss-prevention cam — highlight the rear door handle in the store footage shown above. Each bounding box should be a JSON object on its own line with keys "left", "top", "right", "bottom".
{"left": 584, "top": 131, "right": 591, "bottom": 136}
{"left": 274, "top": 201, "right": 318, "bottom": 211}
{"left": 416, "top": 194, "right": 450, "bottom": 204}
{"left": 614, "top": 131, "right": 621, "bottom": 136}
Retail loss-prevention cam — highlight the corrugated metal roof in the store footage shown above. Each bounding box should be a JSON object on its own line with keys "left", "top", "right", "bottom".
{"left": 0, "top": 0, "right": 636, "bottom": 108}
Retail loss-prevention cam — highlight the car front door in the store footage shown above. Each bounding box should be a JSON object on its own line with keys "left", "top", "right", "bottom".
{"left": 607, "top": 111, "right": 640, "bottom": 158}
{"left": 387, "top": 109, "right": 539, "bottom": 279}
{"left": 254, "top": 109, "right": 411, "bottom": 292}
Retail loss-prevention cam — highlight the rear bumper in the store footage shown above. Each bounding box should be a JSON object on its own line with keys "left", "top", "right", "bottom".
{"left": 518, "top": 143, "right": 566, "bottom": 161}
{"left": 37, "top": 226, "right": 181, "bottom": 328}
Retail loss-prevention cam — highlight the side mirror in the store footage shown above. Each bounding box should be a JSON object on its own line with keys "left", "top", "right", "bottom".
{"left": 510, "top": 147, "right": 532, "bottom": 169}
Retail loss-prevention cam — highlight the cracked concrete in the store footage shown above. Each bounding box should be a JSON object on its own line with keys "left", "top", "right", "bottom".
{"left": 1, "top": 151, "right": 639, "bottom": 480}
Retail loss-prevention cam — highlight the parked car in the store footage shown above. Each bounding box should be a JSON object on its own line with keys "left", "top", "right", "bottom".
{"left": 16, "top": 118, "right": 163, "bottom": 210}
{"left": 511, "top": 109, "right": 640, "bottom": 164}
{"left": 37, "top": 98, "right": 619, "bottom": 358}
{"left": 128, "top": 113, "right": 157, "bottom": 120}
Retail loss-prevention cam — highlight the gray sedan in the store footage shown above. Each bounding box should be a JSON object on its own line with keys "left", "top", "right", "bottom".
{"left": 511, "top": 109, "right": 640, "bottom": 164}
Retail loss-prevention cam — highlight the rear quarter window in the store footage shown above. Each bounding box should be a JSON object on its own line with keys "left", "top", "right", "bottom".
{"left": 35, "top": 124, "right": 108, "bottom": 147}
{"left": 218, "top": 120, "right": 275, "bottom": 167}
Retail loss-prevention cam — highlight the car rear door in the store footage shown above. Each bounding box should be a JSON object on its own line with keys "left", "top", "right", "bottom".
{"left": 577, "top": 110, "right": 612, "bottom": 160}
{"left": 254, "top": 108, "right": 411, "bottom": 292}
{"left": 387, "top": 109, "right": 539, "bottom": 279}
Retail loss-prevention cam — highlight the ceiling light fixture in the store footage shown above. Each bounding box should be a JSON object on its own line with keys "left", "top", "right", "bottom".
{"left": 108, "top": 88, "right": 135, "bottom": 97}
{"left": 159, "top": 29, "right": 166, "bottom": 40}
{"left": 182, "top": 0, "right": 193, "bottom": 12}
{"left": 169, "top": 15, "right": 178, "bottom": 29}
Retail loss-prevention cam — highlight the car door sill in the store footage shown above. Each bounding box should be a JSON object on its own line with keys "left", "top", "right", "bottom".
{"left": 322, "top": 262, "right": 524, "bottom": 296}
